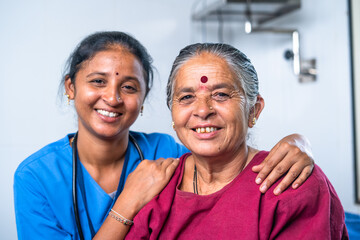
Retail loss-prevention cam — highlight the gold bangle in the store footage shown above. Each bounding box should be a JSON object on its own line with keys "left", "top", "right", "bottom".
{"left": 109, "top": 209, "right": 134, "bottom": 226}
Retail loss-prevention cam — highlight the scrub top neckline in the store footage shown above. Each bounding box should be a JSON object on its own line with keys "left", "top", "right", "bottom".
{"left": 76, "top": 141, "right": 132, "bottom": 202}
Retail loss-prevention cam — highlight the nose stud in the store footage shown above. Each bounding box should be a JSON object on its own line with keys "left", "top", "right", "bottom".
{"left": 209, "top": 106, "right": 213, "bottom": 110}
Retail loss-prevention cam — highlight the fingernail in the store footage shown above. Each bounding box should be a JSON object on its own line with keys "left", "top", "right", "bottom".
{"left": 260, "top": 184, "right": 267, "bottom": 192}
{"left": 274, "top": 188, "right": 280, "bottom": 195}
{"left": 293, "top": 183, "right": 299, "bottom": 189}
{"left": 255, "top": 177, "right": 262, "bottom": 184}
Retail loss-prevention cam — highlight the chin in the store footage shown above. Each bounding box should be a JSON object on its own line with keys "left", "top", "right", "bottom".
{"left": 91, "top": 128, "right": 123, "bottom": 139}
{"left": 188, "top": 145, "right": 224, "bottom": 158}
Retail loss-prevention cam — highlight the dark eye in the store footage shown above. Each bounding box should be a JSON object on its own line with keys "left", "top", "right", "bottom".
{"left": 212, "top": 92, "right": 230, "bottom": 101}
{"left": 90, "top": 79, "right": 105, "bottom": 85}
{"left": 181, "top": 95, "right": 193, "bottom": 100}
{"left": 179, "top": 95, "right": 195, "bottom": 104}
{"left": 121, "top": 85, "right": 137, "bottom": 93}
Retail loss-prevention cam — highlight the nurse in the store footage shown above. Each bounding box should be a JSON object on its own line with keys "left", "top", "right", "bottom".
{"left": 14, "top": 31, "right": 314, "bottom": 239}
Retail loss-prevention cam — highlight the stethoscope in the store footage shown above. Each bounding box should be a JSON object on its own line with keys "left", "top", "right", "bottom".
{"left": 71, "top": 132, "right": 144, "bottom": 240}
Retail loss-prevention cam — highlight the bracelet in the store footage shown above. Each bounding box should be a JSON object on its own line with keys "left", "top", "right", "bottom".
{"left": 109, "top": 209, "right": 134, "bottom": 226}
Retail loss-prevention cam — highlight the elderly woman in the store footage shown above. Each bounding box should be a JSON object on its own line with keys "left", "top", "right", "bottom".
{"left": 126, "top": 43, "right": 348, "bottom": 239}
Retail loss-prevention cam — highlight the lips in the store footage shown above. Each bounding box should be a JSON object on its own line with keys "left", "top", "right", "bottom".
{"left": 96, "top": 109, "right": 122, "bottom": 118}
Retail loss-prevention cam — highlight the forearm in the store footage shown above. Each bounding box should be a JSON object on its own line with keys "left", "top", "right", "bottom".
{"left": 94, "top": 157, "right": 180, "bottom": 239}
{"left": 93, "top": 194, "right": 139, "bottom": 240}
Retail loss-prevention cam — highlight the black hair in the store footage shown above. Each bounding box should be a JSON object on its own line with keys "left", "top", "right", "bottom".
{"left": 60, "top": 31, "right": 153, "bottom": 98}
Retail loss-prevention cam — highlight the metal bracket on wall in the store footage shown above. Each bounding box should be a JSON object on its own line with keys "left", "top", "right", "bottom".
{"left": 252, "top": 28, "right": 317, "bottom": 82}
{"left": 192, "top": 0, "right": 317, "bottom": 83}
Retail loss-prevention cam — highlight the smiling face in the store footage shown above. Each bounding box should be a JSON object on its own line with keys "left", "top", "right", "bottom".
{"left": 171, "top": 52, "right": 252, "bottom": 158}
{"left": 65, "top": 46, "right": 146, "bottom": 140}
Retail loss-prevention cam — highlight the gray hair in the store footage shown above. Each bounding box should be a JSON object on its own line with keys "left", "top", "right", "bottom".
{"left": 166, "top": 43, "right": 259, "bottom": 115}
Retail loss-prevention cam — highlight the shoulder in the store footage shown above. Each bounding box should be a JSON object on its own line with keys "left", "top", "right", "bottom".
{"left": 249, "top": 151, "right": 332, "bottom": 204}
{"left": 130, "top": 131, "right": 178, "bottom": 145}
{"left": 259, "top": 165, "right": 346, "bottom": 238}
{"left": 250, "top": 150, "right": 269, "bottom": 165}
{"left": 266, "top": 165, "right": 334, "bottom": 202}
{"left": 15, "top": 134, "right": 73, "bottom": 177}
{"left": 251, "top": 150, "right": 342, "bottom": 213}
{"left": 128, "top": 153, "right": 190, "bottom": 238}
{"left": 129, "top": 131, "right": 188, "bottom": 158}
{"left": 262, "top": 164, "right": 344, "bottom": 219}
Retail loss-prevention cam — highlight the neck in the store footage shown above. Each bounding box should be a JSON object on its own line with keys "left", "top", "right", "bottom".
{"left": 185, "top": 145, "right": 258, "bottom": 195}
{"left": 73, "top": 127, "right": 129, "bottom": 193}
{"left": 76, "top": 129, "right": 128, "bottom": 168}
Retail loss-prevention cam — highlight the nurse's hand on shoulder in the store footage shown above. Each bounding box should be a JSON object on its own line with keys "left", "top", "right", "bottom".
{"left": 252, "top": 133, "right": 314, "bottom": 195}
{"left": 95, "top": 158, "right": 179, "bottom": 240}
{"left": 118, "top": 158, "right": 180, "bottom": 215}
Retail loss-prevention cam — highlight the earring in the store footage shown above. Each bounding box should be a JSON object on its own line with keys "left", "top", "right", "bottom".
{"left": 65, "top": 93, "right": 70, "bottom": 105}
{"left": 172, "top": 121, "right": 175, "bottom": 130}
{"left": 252, "top": 117, "right": 256, "bottom": 125}
{"left": 140, "top": 106, "right": 144, "bottom": 116}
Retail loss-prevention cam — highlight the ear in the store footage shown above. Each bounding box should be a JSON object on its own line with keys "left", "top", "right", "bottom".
{"left": 248, "top": 94, "right": 265, "bottom": 128}
{"left": 64, "top": 75, "right": 75, "bottom": 99}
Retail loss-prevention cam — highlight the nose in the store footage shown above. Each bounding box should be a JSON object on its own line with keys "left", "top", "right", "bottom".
{"left": 103, "top": 84, "right": 122, "bottom": 106}
{"left": 193, "top": 97, "right": 215, "bottom": 119}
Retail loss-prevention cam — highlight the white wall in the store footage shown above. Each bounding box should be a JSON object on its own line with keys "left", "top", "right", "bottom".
{"left": 1, "top": 0, "right": 358, "bottom": 239}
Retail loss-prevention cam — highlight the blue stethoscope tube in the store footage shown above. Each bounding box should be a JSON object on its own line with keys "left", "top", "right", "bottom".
{"left": 72, "top": 132, "right": 144, "bottom": 240}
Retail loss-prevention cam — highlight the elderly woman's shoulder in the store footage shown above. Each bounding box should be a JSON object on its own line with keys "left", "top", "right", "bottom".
{"left": 264, "top": 164, "right": 340, "bottom": 205}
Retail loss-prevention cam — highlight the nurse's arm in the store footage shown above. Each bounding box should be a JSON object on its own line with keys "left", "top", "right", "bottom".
{"left": 252, "top": 133, "right": 314, "bottom": 195}
{"left": 93, "top": 157, "right": 179, "bottom": 240}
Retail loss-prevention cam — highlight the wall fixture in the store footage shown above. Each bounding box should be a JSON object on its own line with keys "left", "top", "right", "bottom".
{"left": 192, "top": 0, "right": 317, "bottom": 82}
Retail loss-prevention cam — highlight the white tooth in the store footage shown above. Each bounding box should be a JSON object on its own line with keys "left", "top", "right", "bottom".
{"left": 210, "top": 127, "right": 214, "bottom": 132}
{"left": 97, "top": 109, "right": 119, "bottom": 117}
{"left": 201, "top": 128, "right": 205, "bottom": 133}
{"left": 206, "top": 127, "right": 210, "bottom": 133}
{"left": 196, "top": 128, "right": 201, "bottom": 133}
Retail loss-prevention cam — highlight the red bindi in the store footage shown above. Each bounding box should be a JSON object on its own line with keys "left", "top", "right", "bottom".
{"left": 116, "top": 72, "right": 119, "bottom": 75}
{"left": 200, "top": 76, "right": 208, "bottom": 83}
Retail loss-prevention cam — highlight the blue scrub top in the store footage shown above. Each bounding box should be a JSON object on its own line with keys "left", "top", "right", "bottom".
{"left": 14, "top": 131, "right": 188, "bottom": 240}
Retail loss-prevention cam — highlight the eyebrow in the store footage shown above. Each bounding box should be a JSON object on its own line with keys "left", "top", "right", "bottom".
{"left": 86, "top": 72, "right": 107, "bottom": 78}
{"left": 176, "top": 87, "right": 195, "bottom": 94}
{"left": 175, "top": 82, "right": 235, "bottom": 95}
{"left": 210, "top": 83, "right": 235, "bottom": 90}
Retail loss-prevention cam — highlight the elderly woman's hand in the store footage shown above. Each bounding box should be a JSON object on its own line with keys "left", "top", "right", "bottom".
{"left": 252, "top": 134, "right": 314, "bottom": 195}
